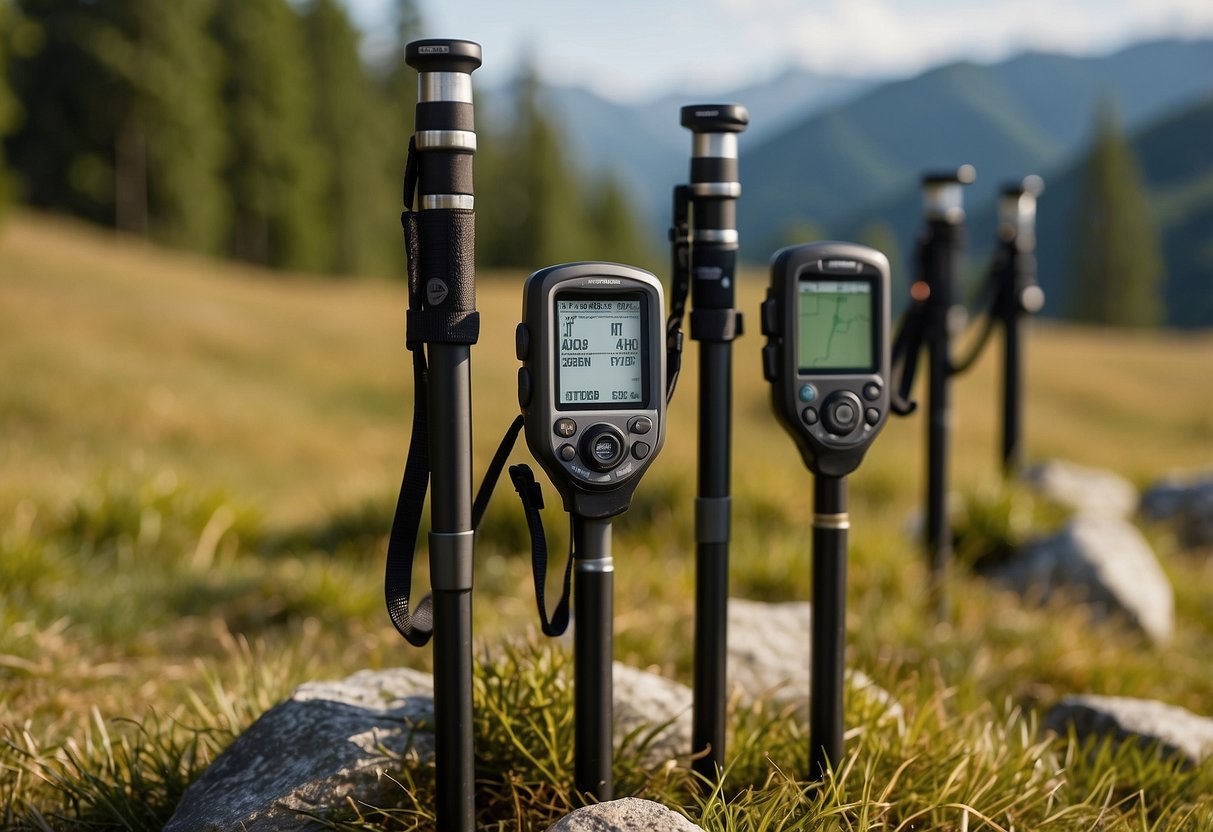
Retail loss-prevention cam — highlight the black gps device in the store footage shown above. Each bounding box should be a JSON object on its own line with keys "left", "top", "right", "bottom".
{"left": 516, "top": 262, "right": 666, "bottom": 518}
{"left": 761, "top": 242, "right": 891, "bottom": 478}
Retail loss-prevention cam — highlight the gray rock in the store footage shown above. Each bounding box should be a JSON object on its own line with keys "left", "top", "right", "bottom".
{"left": 1022, "top": 459, "right": 1138, "bottom": 518}
{"left": 1044, "top": 695, "right": 1213, "bottom": 766}
{"left": 727, "top": 598, "right": 901, "bottom": 721}
{"left": 1141, "top": 472, "right": 1213, "bottom": 547}
{"left": 546, "top": 797, "right": 704, "bottom": 831}
{"left": 164, "top": 668, "right": 434, "bottom": 832}
{"left": 613, "top": 663, "right": 692, "bottom": 764}
{"left": 985, "top": 516, "right": 1173, "bottom": 643}
{"left": 727, "top": 598, "right": 811, "bottom": 701}
{"left": 166, "top": 599, "right": 907, "bottom": 829}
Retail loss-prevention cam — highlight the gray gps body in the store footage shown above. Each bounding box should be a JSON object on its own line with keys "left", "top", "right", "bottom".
{"left": 516, "top": 262, "right": 666, "bottom": 518}
{"left": 762, "top": 242, "right": 891, "bottom": 478}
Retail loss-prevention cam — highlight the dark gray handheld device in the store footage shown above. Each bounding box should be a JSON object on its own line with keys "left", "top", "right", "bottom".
{"left": 761, "top": 242, "right": 891, "bottom": 478}
{"left": 516, "top": 262, "right": 667, "bottom": 518}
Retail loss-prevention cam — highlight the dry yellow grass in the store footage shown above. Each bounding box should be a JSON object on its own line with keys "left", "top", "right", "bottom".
{"left": 6, "top": 211, "right": 1210, "bottom": 530}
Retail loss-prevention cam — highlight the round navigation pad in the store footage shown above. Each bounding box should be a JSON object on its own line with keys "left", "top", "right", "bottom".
{"left": 579, "top": 424, "right": 627, "bottom": 472}
{"left": 822, "top": 391, "right": 863, "bottom": 436}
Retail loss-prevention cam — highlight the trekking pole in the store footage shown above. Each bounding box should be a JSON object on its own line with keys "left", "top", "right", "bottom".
{"left": 384, "top": 38, "right": 481, "bottom": 832}
{"left": 675, "top": 103, "right": 749, "bottom": 781}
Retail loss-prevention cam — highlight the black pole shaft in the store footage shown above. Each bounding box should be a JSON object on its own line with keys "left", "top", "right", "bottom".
{"left": 693, "top": 340, "right": 731, "bottom": 780}
{"left": 573, "top": 515, "right": 614, "bottom": 802}
{"left": 810, "top": 475, "right": 847, "bottom": 779}
{"left": 427, "top": 345, "right": 476, "bottom": 830}
{"left": 405, "top": 39, "right": 481, "bottom": 832}
{"left": 1000, "top": 255, "right": 1023, "bottom": 476}
{"left": 924, "top": 221, "right": 958, "bottom": 619}
{"left": 681, "top": 104, "right": 747, "bottom": 782}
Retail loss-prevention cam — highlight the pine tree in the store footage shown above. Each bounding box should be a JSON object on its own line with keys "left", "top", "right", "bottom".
{"left": 7, "top": 1, "right": 108, "bottom": 224}
{"left": 302, "top": 0, "right": 392, "bottom": 276}
{"left": 857, "top": 218, "right": 905, "bottom": 299}
{"left": 378, "top": 0, "right": 421, "bottom": 119}
{"left": 1068, "top": 101, "right": 1164, "bottom": 326}
{"left": 368, "top": 0, "right": 423, "bottom": 278}
{"left": 479, "top": 61, "right": 592, "bottom": 268}
{"left": 7, "top": 0, "right": 227, "bottom": 251}
{"left": 0, "top": 2, "right": 33, "bottom": 211}
{"left": 587, "top": 170, "right": 655, "bottom": 269}
{"left": 121, "top": 0, "right": 228, "bottom": 251}
{"left": 212, "top": 0, "right": 328, "bottom": 270}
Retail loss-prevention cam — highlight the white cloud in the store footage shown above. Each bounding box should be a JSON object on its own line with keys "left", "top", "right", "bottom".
{"left": 346, "top": 0, "right": 1213, "bottom": 98}
{"left": 734, "top": 0, "right": 1213, "bottom": 76}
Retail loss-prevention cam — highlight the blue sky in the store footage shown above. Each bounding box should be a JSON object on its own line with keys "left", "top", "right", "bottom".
{"left": 344, "top": 0, "right": 1213, "bottom": 101}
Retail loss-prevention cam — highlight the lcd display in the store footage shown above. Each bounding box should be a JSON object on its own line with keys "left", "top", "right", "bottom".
{"left": 555, "top": 295, "right": 645, "bottom": 409}
{"left": 797, "top": 279, "right": 874, "bottom": 371}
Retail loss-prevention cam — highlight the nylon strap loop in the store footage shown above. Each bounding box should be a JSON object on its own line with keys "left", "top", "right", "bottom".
{"left": 385, "top": 139, "right": 436, "bottom": 645}
{"left": 509, "top": 465, "right": 573, "bottom": 638}
{"left": 665, "top": 184, "right": 691, "bottom": 403}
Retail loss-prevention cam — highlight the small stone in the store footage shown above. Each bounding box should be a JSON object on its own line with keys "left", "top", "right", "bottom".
{"left": 1141, "top": 472, "right": 1213, "bottom": 547}
{"left": 727, "top": 598, "right": 901, "bottom": 720}
{"left": 1022, "top": 459, "right": 1138, "bottom": 518}
{"left": 1044, "top": 695, "right": 1213, "bottom": 766}
{"left": 612, "top": 663, "right": 692, "bottom": 765}
{"left": 163, "top": 668, "right": 433, "bottom": 832}
{"left": 985, "top": 516, "right": 1174, "bottom": 643}
{"left": 546, "top": 797, "right": 704, "bottom": 831}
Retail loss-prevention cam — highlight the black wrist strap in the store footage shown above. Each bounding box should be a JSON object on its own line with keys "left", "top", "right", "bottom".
{"left": 463, "top": 415, "right": 573, "bottom": 638}
{"left": 665, "top": 185, "right": 690, "bottom": 403}
{"left": 509, "top": 465, "right": 573, "bottom": 637}
{"left": 471, "top": 415, "right": 525, "bottom": 529}
{"left": 889, "top": 300, "right": 927, "bottom": 416}
{"left": 385, "top": 138, "right": 434, "bottom": 646}
{"left": 384, "top": 137, "right": 479, "bottom": 647}
{"left": 949, "top": 262, "right": 1000, "bottom": 376}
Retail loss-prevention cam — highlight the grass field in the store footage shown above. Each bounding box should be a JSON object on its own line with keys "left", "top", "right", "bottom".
{"left": 3, "top": 212, "right": 1213, "bottom": 829}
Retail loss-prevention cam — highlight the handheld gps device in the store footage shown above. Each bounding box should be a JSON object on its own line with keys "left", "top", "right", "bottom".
{"left": 761, "top": 242, "right": 891, "bottom": 478}
{"left": 516, "top": 262, "right": 666, "bottom": 518}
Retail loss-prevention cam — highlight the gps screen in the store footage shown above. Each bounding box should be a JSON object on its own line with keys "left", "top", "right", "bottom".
{"left": 555, "top": 295, "right": 646, "bottom": 409}
{"left": 797, "top": 279, "right": 874, "bottom": 372}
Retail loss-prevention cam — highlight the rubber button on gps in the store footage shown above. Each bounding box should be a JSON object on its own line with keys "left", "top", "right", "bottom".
{"left": 558, "top": 443, "right": 576, "bottom": 462}
{"left": 801, "top": 407, "right": 819, "bottom": 425}
{"left": 554, "top": 418, "right": 577, "bottom": 438}
{"left": 863, "top": 381, "right": 882, "bottom": 401}
{"left": 629, "top": 416, "right": 652, "bottom": 435}
{"left": 761, "top": 344, "right": 779, "bottom": 382}
{"left": 799, "top": 384, "right": 818, "bottom": 403}
{"left": 517, "top": 368, "right": 532, "bottom": 408}
{"left": 865, "top": 407, "right": 881, "bottom": 426}
{"left": 632, "top": 441, "right": 651, "bottom": 460}
{"left": 515, "top": 323, "right": 530, "bottom": 361}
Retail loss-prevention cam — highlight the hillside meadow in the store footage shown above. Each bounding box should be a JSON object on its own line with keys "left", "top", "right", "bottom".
{"left": 3, "top": 212, "right": 1213, "bottom": 829}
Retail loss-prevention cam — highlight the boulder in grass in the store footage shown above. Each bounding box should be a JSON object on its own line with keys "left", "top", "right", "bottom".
{"left": 1044, "top": 695, "right": 1213, "bottom": 766}
{"left": 167, "top": 601, "right": 907, "bottom": 830}
{"left": 546, "top": 797, "right": 705, "bottom": 832}
{"left": 165, "top": 662, "right": 696, "bottom": 830}
{"left": 727, "top": 598, "right": 902, "bottom": 721}
{"left": 164, "top": 668, "right": 434, "bottom": 832}
{"left": 613, "top": 663, "right": 693, "bottom": 765}
{"left": 984, "top": 516, "right": 1173, "bottom": 644}
{"left": 1022, "top": 459, "right": 1138, "bottom": 519}
{"left": 1140, "top": 472, "right": 1213, "bottom": 548}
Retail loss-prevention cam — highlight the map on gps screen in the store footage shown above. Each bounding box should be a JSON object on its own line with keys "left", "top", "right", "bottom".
{"left": 797, "top": 279, "right": 873, "bottom": 371}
